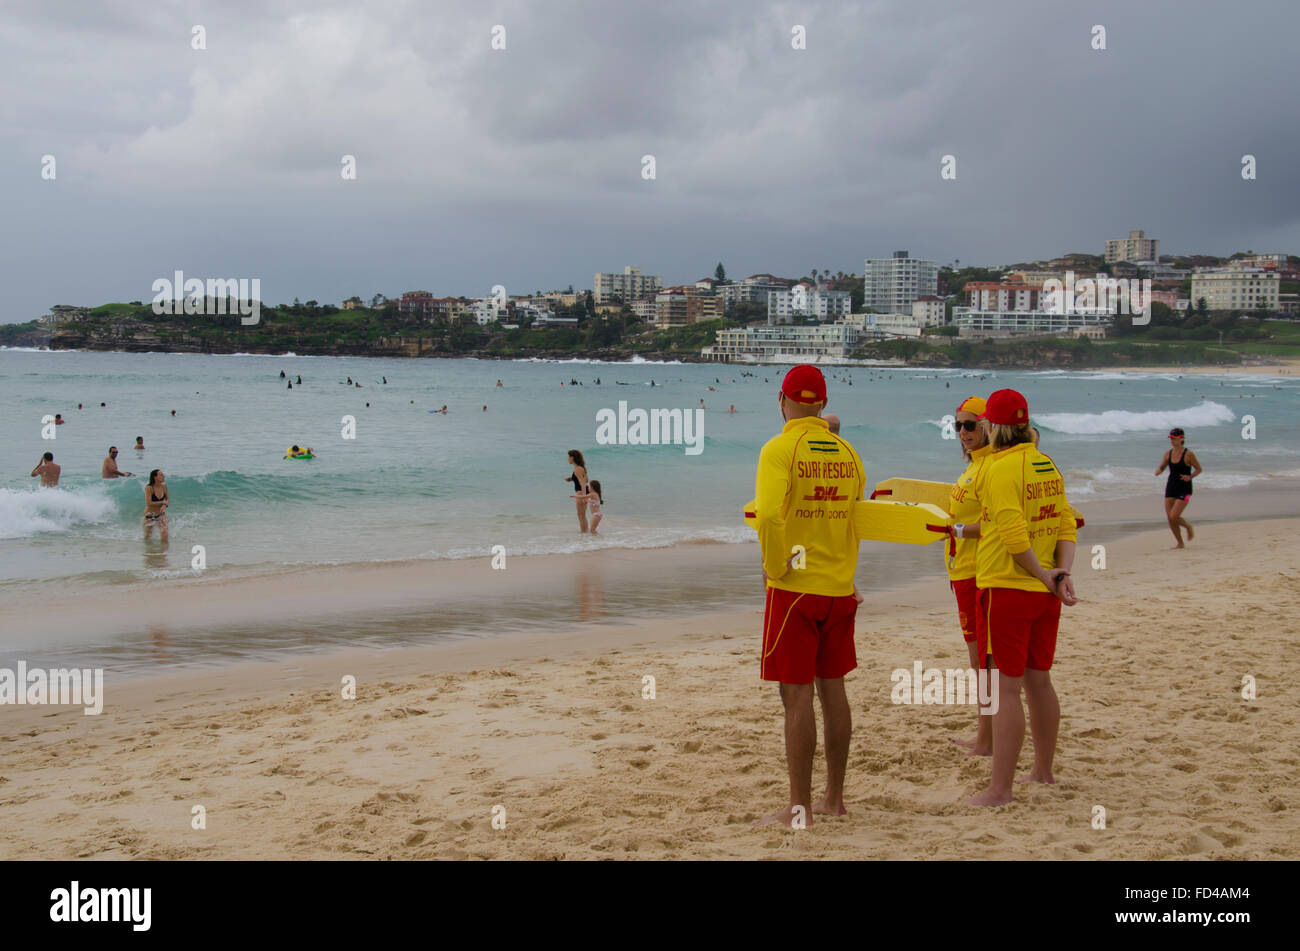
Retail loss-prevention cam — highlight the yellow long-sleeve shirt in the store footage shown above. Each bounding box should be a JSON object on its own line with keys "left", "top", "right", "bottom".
{"left": 946, "top": 444, "right": 992, "bottom": 582}
{"left": 975, "top": 443, "right": 1077, "bottom": 592}
{"left": 753, "top": 416, "right": 866, "bottom": 597}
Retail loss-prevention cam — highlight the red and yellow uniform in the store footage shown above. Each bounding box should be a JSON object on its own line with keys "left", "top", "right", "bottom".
{"left": 754, "top": 412, "right": 866, "bottom": 683}
{"left": 974, "top": 442, "right": 1076, "bottom": 676}
{"left": 947, "top": 443, "right": 992, "bottom": 642}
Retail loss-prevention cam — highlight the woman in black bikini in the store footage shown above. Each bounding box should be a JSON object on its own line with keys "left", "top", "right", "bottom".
{"left": 143, "top": 468, "right": 169, "bottom": 541}
{"left": 1155, "top": 427, "right": 1202, "bottom": 549}
{"left": 564, "top": 450, "right": 590, "bottom": 534}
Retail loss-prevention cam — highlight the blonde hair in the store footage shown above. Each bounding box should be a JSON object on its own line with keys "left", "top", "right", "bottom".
{"left": 990, "top": 422, "right": 1035, "bottom": 452}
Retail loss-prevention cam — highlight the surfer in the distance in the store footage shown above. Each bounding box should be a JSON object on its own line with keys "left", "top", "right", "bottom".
{"left": 1155, "top": 427, "right": 1201, "bottom": 549}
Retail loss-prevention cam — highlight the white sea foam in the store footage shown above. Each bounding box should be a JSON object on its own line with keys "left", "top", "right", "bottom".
{"left": 0, "top": 487, "right": 117, "bottom": 539}
{"left": 1036, "top": 401, "right": 1237, "bottom": 435}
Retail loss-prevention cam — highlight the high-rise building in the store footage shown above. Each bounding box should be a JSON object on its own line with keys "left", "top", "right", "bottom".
{"left": 862, "top": 251, "right": 938, "bottom": 314}
{"left": 593, "top": 266, "right": 663, "bottom": 304}
{"left": 1104, "top": 230, "right": 1159, "bottom": 264}
{"left": 766, "top": 285, "right": 852, "bottom": 323}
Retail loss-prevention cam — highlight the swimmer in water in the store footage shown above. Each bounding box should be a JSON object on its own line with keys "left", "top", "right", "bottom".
{"left": 54, "top": 414, "right": 64, "bottom": 425}
{"left": 134, "top": 436, "right": 145, "bottom": 450}
{"left": 31, "top": 452, "right": 60, "bottom": 487}
{"left": 102, "top": 446, "right": 134, "bottom": 479}
{"left": 143, "top": 468, "right": 169, "bottom": 540}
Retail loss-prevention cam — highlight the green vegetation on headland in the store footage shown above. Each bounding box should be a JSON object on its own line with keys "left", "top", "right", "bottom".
{"left": 17, "top": 302, "right": 733, "bottom": 361}
{"left": 4, "top": 299, "right": 1298, "bottom": 369}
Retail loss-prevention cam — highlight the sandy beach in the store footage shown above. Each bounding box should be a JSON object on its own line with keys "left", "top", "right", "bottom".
{"left": 1106, "top": 359, "right": 1300, "bottom": 376}
{"left": 2, "top": 505, "right": 1297, "bottom": 860}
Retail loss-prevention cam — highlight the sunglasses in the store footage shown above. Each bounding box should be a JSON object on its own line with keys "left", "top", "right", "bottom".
{"left": 953, "top": 420, "right": 980, "bottom": 432}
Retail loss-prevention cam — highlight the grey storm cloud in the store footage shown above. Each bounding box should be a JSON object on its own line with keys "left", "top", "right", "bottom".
{"left": 1, "top": 0, "right": 1297, "bottom": 320}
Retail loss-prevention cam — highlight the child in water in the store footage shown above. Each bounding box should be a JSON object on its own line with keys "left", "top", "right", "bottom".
{"left": 571, "top": 479, "right": 604, "bottom": 535}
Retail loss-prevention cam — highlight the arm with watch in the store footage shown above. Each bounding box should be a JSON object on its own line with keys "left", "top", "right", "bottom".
{"left": 951, "top": 522, "right": 980, "bottom": 540}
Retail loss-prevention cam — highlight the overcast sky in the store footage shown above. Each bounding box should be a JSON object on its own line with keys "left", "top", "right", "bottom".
{"left": 2, "top": 0, "right": 1297, "bottom": 321}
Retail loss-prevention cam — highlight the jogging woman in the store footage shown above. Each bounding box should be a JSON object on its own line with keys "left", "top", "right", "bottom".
{"left": 1155, "top": 427, "right": 1202, "bottom": 549}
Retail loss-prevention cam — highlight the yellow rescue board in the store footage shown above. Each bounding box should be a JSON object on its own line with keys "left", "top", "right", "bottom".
{"left": 743, "top": 498, "right": 950, "bottom": 546}
{"left": 871, "top": 477, "right": 1086, "bottom": 528}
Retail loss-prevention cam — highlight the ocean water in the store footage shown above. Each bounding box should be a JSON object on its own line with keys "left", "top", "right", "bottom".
{"left": 2, "top": 349, "right": 1298, "bottom": 597}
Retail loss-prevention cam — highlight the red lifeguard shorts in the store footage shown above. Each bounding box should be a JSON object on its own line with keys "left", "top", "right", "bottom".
{"left": 950, "top": 577, "right": 979, "bottom": 643}
{"left": 975, "top": 587, "right": 1061, "bottom": 678}
{"left": 760, "top": 586, "right": 858, "bottom": 683}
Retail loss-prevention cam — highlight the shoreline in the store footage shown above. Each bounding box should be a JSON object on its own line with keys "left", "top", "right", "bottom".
{"left": 1, "top": 514, "right": 1295, "bottom": 859}
{"left": 3, "top": 480, "right": 1299, "bottom": 679}
{"left": 9, "top": 345, "right": 1300, "bottom": 374}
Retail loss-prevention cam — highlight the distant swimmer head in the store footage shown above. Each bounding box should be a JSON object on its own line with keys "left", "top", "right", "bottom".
{"left": 291, "top": 445, "right": 300, "bottom": 452}
{"left": 979, "top": 389, "right": 1033, "bottom": 451}
{"left": 779, "top": 365, "right": 826, "bottom": 419}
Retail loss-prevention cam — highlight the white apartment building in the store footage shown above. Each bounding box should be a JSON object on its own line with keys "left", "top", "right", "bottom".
{"left": 702, "top": 323, "right": 860, "bottom": 363}
{"left": 1190, "top": 268, "right": 1280, "bottom": 312}
{"left": 843, "top": 314, "right": 923, "bottom": 338}
{"left": 952, "top": 307, "right": 1111, "bottom": 337}
{"left": 863, "top": 251, "right": 938, "bottom": 314}
{"left": 716, "top": 275, "right": 790, "bottom": 309}
{"left": 766, "top": 285, "right": 852, "bottom": 323}
{"left": 1105, "top": 229, "right": 1159, "bottom": 264}
{"left": 911, "top": 295, "right": 946, "bottom": 327}
{"left": 593, "top": 265, "right": 663, "bottom": 304}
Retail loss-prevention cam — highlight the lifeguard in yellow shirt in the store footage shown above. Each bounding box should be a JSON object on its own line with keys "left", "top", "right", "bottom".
{"left": 752, "top": 365, "right": 866, "bottom": 829}
{"left": 969, "top": 388, "right": 1079, "bottom": 807}
{"left": 945, "top": 396, "right": 995, "bottom": 757}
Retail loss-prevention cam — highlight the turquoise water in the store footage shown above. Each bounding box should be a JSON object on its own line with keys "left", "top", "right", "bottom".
{"left": 2, "top": 349, "right": 1298, "bottom": 595}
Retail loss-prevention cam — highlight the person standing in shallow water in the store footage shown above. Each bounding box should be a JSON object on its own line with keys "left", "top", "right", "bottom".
{"left": 143, "top": 469, "right": 169, "bottom": 541}
{"left": 565, "top": 450, "right": 590, "bottom": 533}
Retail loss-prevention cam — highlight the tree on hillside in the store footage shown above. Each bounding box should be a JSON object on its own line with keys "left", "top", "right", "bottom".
{"left": 715, "top": 262, "right": 727, "bottom": 283}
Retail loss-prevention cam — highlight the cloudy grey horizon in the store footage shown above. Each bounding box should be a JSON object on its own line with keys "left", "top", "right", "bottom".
{"left": 2, "top": 0, "right": 1298, "bottom": 322}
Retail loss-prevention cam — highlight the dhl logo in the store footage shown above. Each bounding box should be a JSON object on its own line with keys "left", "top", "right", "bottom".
{"left": 1031, "top": 503, "right": 1059, "bottom": 522}
{"left": 801, "top": 485, "right": 849, "bottom": 502}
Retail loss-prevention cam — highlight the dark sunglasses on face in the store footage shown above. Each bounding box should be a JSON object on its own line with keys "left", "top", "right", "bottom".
{"left": 954, "top": 420, "right": 980, "bottom": 432}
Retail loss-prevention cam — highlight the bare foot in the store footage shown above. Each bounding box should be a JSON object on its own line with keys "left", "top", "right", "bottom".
{"left": 752, "top": 805, "right": 813, "bottom": 829}
{"left": 952, "top": 736, "right": 977, "bottom": 750}
{"left": 1016, "top": 771, "right": 1056, "bottom": 785}
{"left": 964, "top": 744, "right": 993, "bottom": 758}
{"left": 812, "top": 798, "right": 847, "bottom": 817}
{"left": 1170, "top": 543, "right": 1185, "bottom": 550}
{"left": 1185, "top": 523, "right": 1194, "bottom": 541}
{"left": 967, "top": 788, "right": 1013, "bottom": 807}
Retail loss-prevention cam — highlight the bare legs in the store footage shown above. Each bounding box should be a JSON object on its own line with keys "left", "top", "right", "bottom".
{"left": 1165, "top": 497, "right": 1192, "bottom": 548}
{"left": 968, "top": 666, "right": 1058, "bottom": 806}
{"left": 755, "top": 677, "right": 851, "bottom": 827}
{"left": 575, "top": 495, "right": 589, "bottom": 534}
{"left": 952, "top": 640, "right": 994, "bottom": 756}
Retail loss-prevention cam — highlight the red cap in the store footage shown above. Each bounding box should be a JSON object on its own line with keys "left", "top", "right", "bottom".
{"left": 781, "top": 365, "right": 827, "bottom": 404}
{"left": 979, "top": 388, "right": 1029, "bottom": 425}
